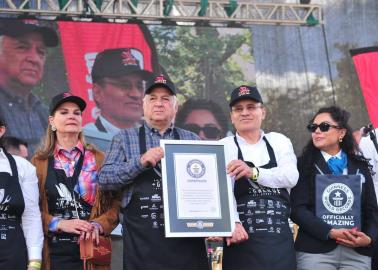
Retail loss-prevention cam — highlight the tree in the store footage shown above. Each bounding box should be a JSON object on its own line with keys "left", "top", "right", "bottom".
{"left": 150, "top": 25, "right": 254, "bottom": 111}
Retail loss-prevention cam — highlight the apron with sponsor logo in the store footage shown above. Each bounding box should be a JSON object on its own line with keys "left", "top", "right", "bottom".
{"left": 45, "top": 152, "right": 92, "bottom": 270}
{"left": 122, "top": 126, "right": 208, "bottom": 270}
{"left": 223, "top": 136, "right": 296, "bottom": 270}
{"left": 0, "top": 150, "right": 27, "bottom": 270}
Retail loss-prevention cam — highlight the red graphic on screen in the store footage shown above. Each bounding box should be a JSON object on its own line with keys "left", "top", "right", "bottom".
{"left": 58, "top": 22, "right": 157, "bottom": 124}
{"left": 351, "top": 47, "right": 378, "bottom": 128}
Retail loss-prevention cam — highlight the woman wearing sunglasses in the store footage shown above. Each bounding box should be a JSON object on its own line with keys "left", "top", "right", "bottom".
{"left": 290, "top": 106, "right": 378, "bottom": 270}
{"left": 175, "top": 99, "right": 228, "bottom": 140}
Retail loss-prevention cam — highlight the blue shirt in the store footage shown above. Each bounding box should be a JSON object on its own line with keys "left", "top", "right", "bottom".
{"left": 0, "top": 88, "right": 48, "bottom": 155}
{"left": 98, "top": 121, "right": 199, "bottom": 208}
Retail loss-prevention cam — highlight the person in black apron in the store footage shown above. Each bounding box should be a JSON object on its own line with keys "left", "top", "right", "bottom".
{"left": 0, "top": 115, "right": 43, "bottom": 270}
{"left": 291, "top": 106, "right": 378, "bottom": 270}
{"left": 31, "top": 93, "right": 120, "bottom": 270}
{"left": 221, "top": 85, "right": 299, "bottom": 270}
{"left": 98, "top": 75, "right": 209, "bottom": 270}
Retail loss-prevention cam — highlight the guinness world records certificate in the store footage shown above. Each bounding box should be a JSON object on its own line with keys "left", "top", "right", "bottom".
{"left": 160, "top": 140, "right": 235, "bottom": 237}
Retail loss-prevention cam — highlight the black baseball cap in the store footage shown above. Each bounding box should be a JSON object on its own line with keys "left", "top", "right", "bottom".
{"left": 229, "top": 85, "right": 263, "bottom": 107}
{"left": 91, "top": 48, "right": 153, "bottom": 83}
{"left": 145, "top": 74, "right": 176, "bottom": 96}
{"left": 0, "top": 19, "right": 58, "bottom": 47}
{"left": 49, "top": 92, "right": 86, "bottom": 115}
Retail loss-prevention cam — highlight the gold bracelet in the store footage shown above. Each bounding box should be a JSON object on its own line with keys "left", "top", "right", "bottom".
{"left": 28, "top": 261, "right": 42, "bottom": 269}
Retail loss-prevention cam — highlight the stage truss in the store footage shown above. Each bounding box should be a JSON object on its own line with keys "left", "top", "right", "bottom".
{"left": 0, "top": 0, "right": 322, "bottom": 26}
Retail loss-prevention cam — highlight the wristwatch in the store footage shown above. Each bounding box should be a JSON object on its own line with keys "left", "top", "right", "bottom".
{"left": 249, "top": 167, "right": 259, "bottom": 182}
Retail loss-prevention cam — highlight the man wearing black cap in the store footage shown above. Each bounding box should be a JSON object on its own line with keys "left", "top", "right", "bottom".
{"left": 221, "top": 85, "right": 299, "bottom": 270}
{"left": 98, "top": 74, "right": 208, "bottom": 270}
{"left": 0, "top": 19, "right": 59, "bottom": 154}
{"left": 84, "top": 48, "right": 153, "bottom": 137}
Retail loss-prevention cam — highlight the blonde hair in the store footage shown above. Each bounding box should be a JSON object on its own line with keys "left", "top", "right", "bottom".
{"left": 34, "top": 123, "right": 95, "bottom": 160}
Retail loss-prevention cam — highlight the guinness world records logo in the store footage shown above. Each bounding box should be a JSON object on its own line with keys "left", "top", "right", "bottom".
{"left": 322, "top": 183, "right": 354, "bottom": 214}
{"left": 186, "top": 159, "right": 206, "bottom": 178}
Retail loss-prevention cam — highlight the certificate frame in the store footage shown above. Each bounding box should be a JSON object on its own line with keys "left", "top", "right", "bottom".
{"left": 161, "top": 140, "right": 235, "bottom": 237}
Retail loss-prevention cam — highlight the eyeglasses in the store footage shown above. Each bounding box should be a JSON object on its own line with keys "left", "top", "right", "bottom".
{"left": 231, "top": 104, "right": 262, "bottom": 114}
{"left": 306, "top": 122, "right": 341, "bottom": 133}
{"left": 101, "top": 78, "right": 144, "bottom": 92}
{"left": 182, "top": 124, "right": 221, "bottom": 139}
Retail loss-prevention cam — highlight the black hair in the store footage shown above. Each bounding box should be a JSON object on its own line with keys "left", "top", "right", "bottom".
{"left": 299, "top": 106, "right": 371, "bottom": 197}
{"left": 2, "top": 136, "right": 28, "bottom": 152}
{"left": 0, "top": 113, "right": 5, "bottom": 128}
{"left": 175, "top": 99, "right": 228, "bottom": 137}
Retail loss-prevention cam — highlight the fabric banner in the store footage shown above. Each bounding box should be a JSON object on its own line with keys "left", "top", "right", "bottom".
{"left": 350, "top": 47, "right": 378, "bottom": 128}
{"left": 58, "top": 21, "right": 160, "bottom": 124}
{"left": 315, "top": 174, "right": 361, "bottom": 229}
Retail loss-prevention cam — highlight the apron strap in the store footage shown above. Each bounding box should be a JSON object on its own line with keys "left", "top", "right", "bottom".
{"left": 139, "top": 124, "right": 180, "bottom": 175}
{"left": 48, "top": 149, "right": 85, "bottom": 193}
{"left": 139, "top": 124, "right": 180, "bottom": 155}
{"left": 233, "top": 135, "right": 277, "bottom": 169}
{"left": 3, "top": 149, "right": 18, "bottom": 179}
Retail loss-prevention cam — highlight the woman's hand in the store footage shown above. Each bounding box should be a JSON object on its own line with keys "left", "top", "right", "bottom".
{"left": 329, "top": 228, "right": 350, "bottom": 240}
{"left": 81, "top": 223, "right": 104, "bottom": 245}
{"left": 57, "top": 219, "right": 93, "bottom": 234}
{"left": 226, "top": 222, "right": 249, "bottom": 246}
{"left": 336, "top": 229, "right": 372, "bottom": 248}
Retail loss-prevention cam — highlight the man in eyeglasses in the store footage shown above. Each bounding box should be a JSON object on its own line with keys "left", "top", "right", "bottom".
{"left": 221, "top": 85, "right": 299, "bottom": 270}
{"left": 84, "top": 48, "right": 153, "bottom": 137}
{"left": 175, "top": 99, "right": 228, "bottom": 140}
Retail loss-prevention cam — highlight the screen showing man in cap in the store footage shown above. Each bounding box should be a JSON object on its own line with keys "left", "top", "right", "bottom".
{"left": 98, "top": 74, "right": 209, "bottom": 270}
{"left": 221, "top": 85, "right": 299, "bottom": 270}
{"left": 84, "top": 48, "right": 153, "bottom": 139}
{"left": 0, "top": 19, "right": 58, "bottom": 155}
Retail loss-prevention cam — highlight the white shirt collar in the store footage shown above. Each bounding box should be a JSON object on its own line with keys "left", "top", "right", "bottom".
{"left": 235, "top": 130, "right": 264, "bottom": 145}
{"left": 321, "top": 150, "right": 342, "bottom": 162}
{"left": 99, "top": 115, "right": 121, "bottom": 134}
{"left": 0, "top": 147, "right": 6, "bottom": 159}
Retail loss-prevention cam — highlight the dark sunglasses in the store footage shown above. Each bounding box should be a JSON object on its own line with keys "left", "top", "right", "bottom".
{"left": 307, "top": 122, "right": 341, "bottom": 133}
{"left": 183, "top": 124, "right": 221, "bottom": 139}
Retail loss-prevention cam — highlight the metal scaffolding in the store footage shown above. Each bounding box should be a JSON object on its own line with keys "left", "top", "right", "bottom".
{"left": 0, "top": 0, "right": 322, "bottom": 26}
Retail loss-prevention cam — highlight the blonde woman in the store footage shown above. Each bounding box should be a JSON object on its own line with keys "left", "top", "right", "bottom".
{"left": 31, "top": 93, "right": 119, "bottom": 270}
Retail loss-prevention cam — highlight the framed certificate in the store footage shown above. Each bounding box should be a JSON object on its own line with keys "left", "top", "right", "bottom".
{"left": 160, "top": 140, "right": 235, "bottom": 237}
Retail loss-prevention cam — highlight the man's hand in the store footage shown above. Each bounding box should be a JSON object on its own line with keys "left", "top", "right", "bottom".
{"left": 227, "top": 160, "right": 253, "bottom": 180}
{"left": 226, "top": 222, "right": 249, "bottom": 246}
{"left": 336, "top": 229, "right": 372, "bottom": 248}
{"left": 140, "top": 147, "right": 164, "bottom": 168}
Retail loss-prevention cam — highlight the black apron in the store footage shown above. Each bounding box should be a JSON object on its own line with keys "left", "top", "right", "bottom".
{"left": 122, "top": 126, "right": 208, "bottom": 270}
{"left": 0, "top": 150, "right": 27, "bottom": 270}
{"left": 45, "top": 152, "right": 92, "bottom": 270}
{"left": 223, "top": 136, "right": 296, "bottom": 270}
